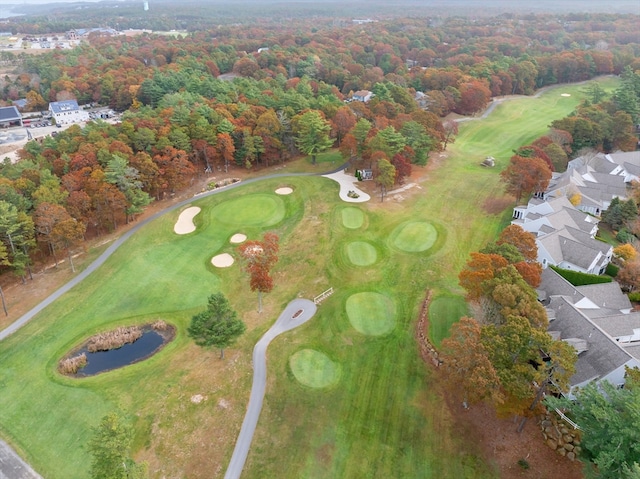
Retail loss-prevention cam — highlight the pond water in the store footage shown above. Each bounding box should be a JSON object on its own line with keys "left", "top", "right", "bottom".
{"left": 75, "top": 329, "right": 166, "bottom": 377}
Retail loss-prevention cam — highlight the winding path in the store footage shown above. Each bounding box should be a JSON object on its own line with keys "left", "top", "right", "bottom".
{"left": 224, "top": 299, "right": 317, "bottom": 479}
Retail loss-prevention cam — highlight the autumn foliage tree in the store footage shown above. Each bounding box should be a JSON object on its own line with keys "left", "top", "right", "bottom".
{"left": 238, "top": 232, "right": 279, "bottom": 313}
{"left": 500, "top": 155, "right": 552, "bottom": 203}
{"left": 497, "top": 224, "right": 538, "bottom": 262}
{"left": 440, "top": 316, "right": 503, "bottom": 406}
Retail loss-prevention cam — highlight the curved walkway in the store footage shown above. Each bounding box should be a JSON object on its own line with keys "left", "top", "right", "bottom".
{"left": 322, "top": 170, "right": 371, "bottom": 203}
{"left": 224, "top": 299, "right": 317, "bottom": 479}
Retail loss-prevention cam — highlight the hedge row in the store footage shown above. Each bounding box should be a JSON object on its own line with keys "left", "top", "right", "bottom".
{"left": 605, "top": 263, "right": 620, "bottom": 277}
{"left": 550, "top": 265, "right": 613, "bottom": 286}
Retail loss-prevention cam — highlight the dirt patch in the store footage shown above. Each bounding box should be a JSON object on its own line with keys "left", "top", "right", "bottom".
{"left": 415, "top": 292, "right": 584, "bottom": 479}
{"left": 454, "top": 402, "right": 583, "bottom": 479}
{"left": 483, "top": 196, "right": 515, "bottom": 215}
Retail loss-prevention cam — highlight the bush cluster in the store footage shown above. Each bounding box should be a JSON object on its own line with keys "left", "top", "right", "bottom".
{"left": 58, "top": 353, "right": 87, "bottom": 374}
{"left": 86, "top": 326, "right": 143, "bottom": 353}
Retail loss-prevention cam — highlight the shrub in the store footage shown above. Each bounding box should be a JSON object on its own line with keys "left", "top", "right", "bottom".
{"left": 628, "top": 292, "right": 640, "bottom": 302}
{"left": 550, "top": 265, "right": 613, "bottom": 286}
{"left": 616, "top": 228, "right": 636, "bottom": 244}
{"left": 606, "top": 263, "right": 620, "bottom": 277}
{"left": 86, "top": 326, "right": 143, "bottom": 352}
{"left": 517, "top": 459, "right": 530, "bottom": 470}
{"left": 152, "top": 320, "right": 168, "bottom": 331}
{"left": 58, "top": 353, "right": 87, "bottom": 374}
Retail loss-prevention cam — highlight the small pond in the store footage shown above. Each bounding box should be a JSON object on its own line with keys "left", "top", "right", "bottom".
{"left": 69, "top": 325, "right": 174, "bottom": 377}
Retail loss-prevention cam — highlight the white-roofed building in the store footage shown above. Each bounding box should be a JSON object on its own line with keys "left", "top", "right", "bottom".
{"left": 49, "top": 100, "right": 89, "bottom": 126}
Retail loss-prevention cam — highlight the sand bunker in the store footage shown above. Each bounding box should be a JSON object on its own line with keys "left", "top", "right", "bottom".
{"left": 174, "top": 207, "right": 201, "bottom": 235}
{"left": 230, "top": 233, "right": 247, "bottom": 244}
{"left": 560, "top": 93, "right": 571, "bottom": 97}
{"left": 275, "top": 187, "right": 294, "bottom": 195}
{"left": 211, "top": 253, "right": 234, "bottom": 267}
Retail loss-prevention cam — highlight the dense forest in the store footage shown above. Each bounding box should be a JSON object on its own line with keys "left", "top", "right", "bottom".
{"left": 0, "top": 11, "right": 638, "bottom": 288}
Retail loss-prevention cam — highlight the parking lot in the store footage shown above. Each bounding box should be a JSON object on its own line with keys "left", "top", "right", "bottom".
{"left": 0, "top": 111, "right": 121, "bottom": 163}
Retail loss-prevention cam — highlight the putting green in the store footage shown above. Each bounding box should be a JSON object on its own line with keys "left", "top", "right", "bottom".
{"left": 346, "top": 292, "right": 396, "bottom": 335}
{"left": 211, "top": 194, "right": 285, "bottom": 226}
{"left": 289, "top": 349, "right": 341, "bottom": 388}
{"left": 346, "top": 241, "right": 377, "bottom": 266}
{"left": 391, "top": 221, "right": 438, "bottom": 252}
{"left": 341, "top": 207, "right": 364, "bottom": 229}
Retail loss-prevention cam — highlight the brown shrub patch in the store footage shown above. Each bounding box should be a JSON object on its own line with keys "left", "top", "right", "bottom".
{"left": 483, "top": 196, "right": 514, "bottom": 215}
{"left": 86, "top": 326, "right": 143, "bottom": 352}
{"left": 152, "top": 320, "right": 169, "bottom": 331}
{"left": 58, "top": 353, "right": 87, "bottom": 374}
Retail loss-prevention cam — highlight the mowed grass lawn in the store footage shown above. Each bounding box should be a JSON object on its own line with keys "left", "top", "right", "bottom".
{"left": 0, "top": 78, "right": 614, "bottom": 479}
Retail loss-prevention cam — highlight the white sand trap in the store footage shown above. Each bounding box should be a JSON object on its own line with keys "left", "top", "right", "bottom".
{"left": 561, "top": 93, "right": 571, "bottom": 97}
{"left": 211, "top": 253, "right": 234, "bottom": 267}
{"left": 174, "top": 207, "right": 201, "bottom": 234}
{"left": 275, "top": 187, "right": 294, "bottom": 195}
{"left": 230, "top": 233, "right": 247, "bottom": 244}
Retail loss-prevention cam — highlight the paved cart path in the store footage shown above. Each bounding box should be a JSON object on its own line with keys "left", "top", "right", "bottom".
{"left": 224, "top": 299, "right": 317, "bottom": 479}
{"left": 0, "top": 440, "right": 42, "bottom": 479}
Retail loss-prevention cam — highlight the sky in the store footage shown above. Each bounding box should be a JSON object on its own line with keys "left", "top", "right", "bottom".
{"left": 8, "top": 0, "right": 105, "bottom": 3}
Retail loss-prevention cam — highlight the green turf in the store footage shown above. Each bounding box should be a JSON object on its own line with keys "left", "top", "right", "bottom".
{"left": 311, "top": 150, "right": 343, "bottom": 164}
{"left": 345, "top": 241, "right": 377, "bottom": 266}
{"left": 341, "top": 207, "right": 365, "bottom": 229}
{"left": 428, "top": 295, "right": 470, "bottom": 348}
{"left": 210, "top": 194, "right": 285, "bottom": 226}
{"left": 391, "top": 221, "right": 438, "bottom": 252}
{"left": 0, "top": 78, "right": 616, "bottom": 479}
{"left": 345, "top": 292, "right": 396, "bottom": 335}
{"left": 289, "top": 349, "right": 341, "bottom": 388}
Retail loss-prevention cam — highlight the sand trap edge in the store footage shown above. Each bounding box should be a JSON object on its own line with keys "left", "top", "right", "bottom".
{"left": 230, "top": 233, "right": 247, "bottom": 244}
{"left": 174, "top": 207, "right": 201, "bottom": 235}
{"left": 211, "top": 253, "right": 234, "bottom": 267}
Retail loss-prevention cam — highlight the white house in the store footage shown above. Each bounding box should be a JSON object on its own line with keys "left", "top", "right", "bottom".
{"left": 512, "top": 196, "right": 612, "bottom": 274}
{"left": 49, "top": 100, "right": 89, "bottom": 126}
{"left": 539, "top": 268, "right": 640, "bottom": 398}
{"left": 352, "top": 90, "right": 373, "bottom": 102}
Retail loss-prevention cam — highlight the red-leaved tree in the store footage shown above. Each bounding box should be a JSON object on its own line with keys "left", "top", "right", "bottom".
{"left": 238, "top": 232, "right": 279, "bottom": 313}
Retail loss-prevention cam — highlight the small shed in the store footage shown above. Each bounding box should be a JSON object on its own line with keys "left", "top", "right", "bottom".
{"left": 356, "top": 169, "right": 373, "bottom": 180}
{"left": 0, "top": 106, "right": 22, "bottom": 127}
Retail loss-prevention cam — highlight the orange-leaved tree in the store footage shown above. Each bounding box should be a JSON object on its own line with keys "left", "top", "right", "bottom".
{"left": 238, "top": 232, "right": 279, "bottom": 313}
{"left": 500, "top": 155, "right": 552, "bottom": 203}
{"left": 440, "top": 316, "right": 503, "bottom": 407}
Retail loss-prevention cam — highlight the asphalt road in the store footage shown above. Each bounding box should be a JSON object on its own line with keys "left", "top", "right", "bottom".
{"left": 224, "top": 299, "right": 318, "bottom": 479}
{"left": 0, "top": 440, "right": 42, "bottom": 479}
